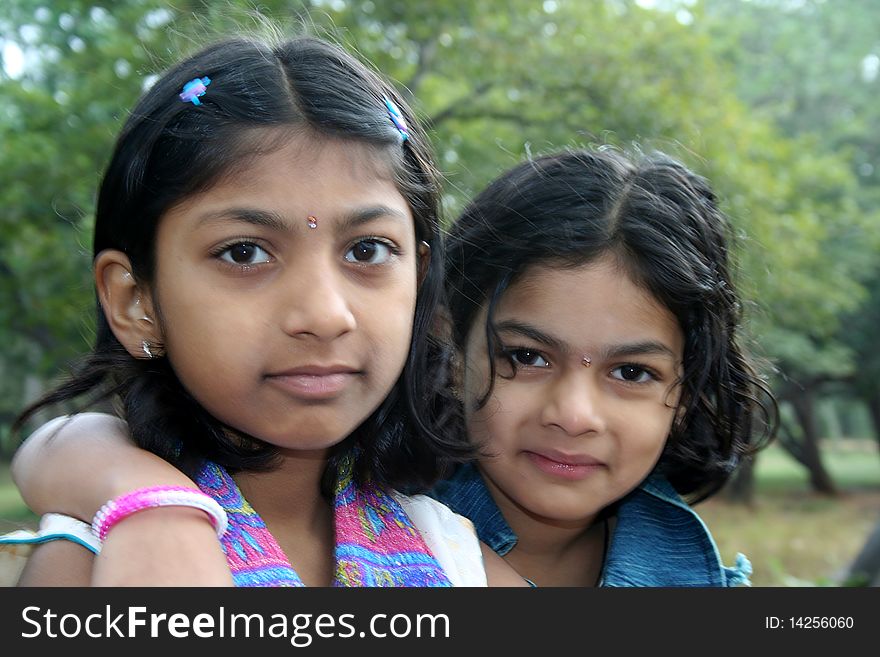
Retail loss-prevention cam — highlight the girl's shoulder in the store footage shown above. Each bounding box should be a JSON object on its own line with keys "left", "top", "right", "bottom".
{"left": 392, "top": 492, "right": 487, "bottom": 587}
{"left": 606, "top": 476, "right": 750, "bottom": 586}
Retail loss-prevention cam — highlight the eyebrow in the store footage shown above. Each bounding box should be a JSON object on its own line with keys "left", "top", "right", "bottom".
{"left": 603, "top": 340, "right": 678, "bottom": 361}
{"left": 494, "top": 321, "right": 566, "bottom": 352}
{"left": 196, "top": 208, "right": 287, "bottom": 231}
{"left": 195, "top": 205, "right": 409, "bottom": 232}
{"left": 335, "top": 205, "right": 411, "bottom": 233}
{"left": 494, "top": 320, "right": 677, "bottom": 360}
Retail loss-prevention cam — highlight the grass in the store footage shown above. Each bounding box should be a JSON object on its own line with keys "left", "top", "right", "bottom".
{"left": 1, "top": 441, "right": 878, "bottom": 586}
{"left": 696, "top": 441, "right": 880, "bottom": 586}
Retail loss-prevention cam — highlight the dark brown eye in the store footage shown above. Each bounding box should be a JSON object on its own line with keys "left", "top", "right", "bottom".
{"left": 508, "top": 349, "right": 550, "bottom": 368}
{"left": 351, "top": 241, "right": 377, "bottom": 262}
{"left": 218, "top": 242, "right": 270, "bottom": 266}
{"left": 229, "top": 244, "right": 256, "bottom": 263}
{"left": 344, "top": 240, "right": 393, "bottom": 264}
{"left": 612, "top": 365, "right": 652, "bottom": 383}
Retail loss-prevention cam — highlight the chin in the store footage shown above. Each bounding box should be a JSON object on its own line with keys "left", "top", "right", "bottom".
{"left": 277, "top": 431, "right": 356, "bottom": 451}
{"left": 526, "top": 497, "right": 605, "bottom": 525}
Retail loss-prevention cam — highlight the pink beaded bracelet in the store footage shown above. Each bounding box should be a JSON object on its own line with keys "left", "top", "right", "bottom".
{"left": 91, "top": 486, "right": 228, "bottom": 542}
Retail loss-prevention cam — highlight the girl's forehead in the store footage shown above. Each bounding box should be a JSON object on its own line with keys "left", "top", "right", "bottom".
{"left": 158, "top": 134, "right": 414, "bottom": 239}
{"left": 492, "top": 258, "right": 683, "bottom": 351}
{"left": 502, "top": 257, "right": 631, "bottom": 299}
{"left": 218, "top": 128, "right": 402, "bottom": 187}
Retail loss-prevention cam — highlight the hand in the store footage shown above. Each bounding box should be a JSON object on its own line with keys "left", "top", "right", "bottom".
{"left": 12, "top": 412, "right": 234, "bottom": 586}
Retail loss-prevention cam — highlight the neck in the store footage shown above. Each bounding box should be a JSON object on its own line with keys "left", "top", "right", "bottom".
{"left": 232, "top": 448, "right": 335, "bottom": 586}
{"left": 232, "top": 448, "right": 330, "bottom": 525}
{"left": 483, "top": 477, "right": 608, "bottom": 587}
{"left": 505, "top": 515, "right": 607, "bottom": 587}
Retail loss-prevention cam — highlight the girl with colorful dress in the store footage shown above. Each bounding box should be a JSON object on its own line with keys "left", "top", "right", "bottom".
{"left": 1, "top": 33, "right": 524, "bottom": 588}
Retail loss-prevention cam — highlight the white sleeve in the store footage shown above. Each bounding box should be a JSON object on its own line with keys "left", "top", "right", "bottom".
{"left": 393, "top": 493, "right": 488, "bottom": 587}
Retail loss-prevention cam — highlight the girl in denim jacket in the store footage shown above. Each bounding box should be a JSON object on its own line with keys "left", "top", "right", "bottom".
{"left": 431, "top": 148, "right": 776, "bottom": 586}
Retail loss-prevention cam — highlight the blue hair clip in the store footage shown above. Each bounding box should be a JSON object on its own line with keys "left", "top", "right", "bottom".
{"left": 383, "top": 95, "right": 409, "bottom": 142}
{"left": 179, "top": 76, "right": 211, "bottom": 105}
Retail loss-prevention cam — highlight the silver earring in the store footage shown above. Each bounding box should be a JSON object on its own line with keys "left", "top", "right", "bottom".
{"left": 581, "top": 356, "right": 592, "bottom": 367}
{"left": 142, "top": 340, "right": 154, "bottom": 359}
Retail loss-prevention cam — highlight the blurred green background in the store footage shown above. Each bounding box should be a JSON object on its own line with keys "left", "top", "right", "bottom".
{"left": 1, "top": 0, "right": 878, "bottom": 586}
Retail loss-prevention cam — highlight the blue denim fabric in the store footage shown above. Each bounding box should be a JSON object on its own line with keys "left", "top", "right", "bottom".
{"left": 429, "top": 463, "right": 750, "bottom": 587}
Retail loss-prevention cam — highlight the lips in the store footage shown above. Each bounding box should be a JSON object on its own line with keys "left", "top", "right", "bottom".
{"left": 265, "top": 365, "right": 361, "bottom": 400}
{"left": 524, "top": 450, "right": 605, "bottom": 481}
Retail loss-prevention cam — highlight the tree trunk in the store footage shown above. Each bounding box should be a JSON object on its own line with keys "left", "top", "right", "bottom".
{"left": 0, "top": 410, "right": 18, "bottom": 461}
{"left": 789, "top": 387, "right": 837, "bottom": 495}
{"left": 723, "top": 456, "right": 756, "bottom": 505}
{"left": 843, "top": 519, "right": 880, "bottom": 586}
{"left": 866, "top": 390, "right": 880, "bottom": 455}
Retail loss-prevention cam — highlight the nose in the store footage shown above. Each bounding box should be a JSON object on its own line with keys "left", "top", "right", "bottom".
{"left": 539, "top": 374, "right": 607, "bottom": 437}
{"left": 280, "top": 262, "right": 357, "bottom": 341}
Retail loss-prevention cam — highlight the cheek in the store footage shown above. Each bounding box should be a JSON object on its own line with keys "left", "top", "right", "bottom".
{"left": 620, "top": 403, "right": 675, "bottom": 465}
{"left": 159, "top": 293, "right": 238, "bottom": 355}
{"left": 464, "top": 382, "right": 526, "bottom": 455}
{"left": 461, "top": 351, "right": 494, "bottom": 414}
{"left": 153, "top": 277, "right": 257, "bottom": 395}
{"left": 374, "top": 319, "right": 412, "bottom": 377}
{"left": 161, "top": 317, "right": 250, "bottom": 413}
{"left": 465, "top": 407, "right": 506, "bottom": 460}
{"left": 360, "top": 281, "right": 418, "bottom": 375}
{"left": 461, "top": 365, "right": 499, "bottom": 447}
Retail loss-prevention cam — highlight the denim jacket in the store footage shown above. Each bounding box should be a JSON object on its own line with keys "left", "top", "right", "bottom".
{"left": 429, "top": 463, "right": 751, "bottom": 587}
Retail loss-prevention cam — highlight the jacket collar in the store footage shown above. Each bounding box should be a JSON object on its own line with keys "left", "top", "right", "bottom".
{"left": 430, "top": 464, "right": 731, "bottom": 586}
{"left": 600, "top": 474, "right": 728, "bottom": 586}
{"left": 429, "top": 463, "right": 518, "bottom": 555}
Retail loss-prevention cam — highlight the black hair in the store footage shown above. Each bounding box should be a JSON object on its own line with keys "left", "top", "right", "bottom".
{"left": 444, "top": 148, "right": 777, "bottom": 502}
{"left": 16, "top": 35, "right": 470, "bottom": 494}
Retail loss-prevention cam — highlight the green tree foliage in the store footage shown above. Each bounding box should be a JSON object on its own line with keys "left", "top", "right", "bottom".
{"left": 0, "top": 1, "right": 875, "bottom": 483}
{"left": 0, "top": 1, "right": 177, "bottom": 450}
{"left": 701, "top": 0, "right": 880, "bottom": 490}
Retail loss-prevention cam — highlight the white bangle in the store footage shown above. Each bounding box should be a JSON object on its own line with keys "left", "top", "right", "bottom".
{"left": 91, "top": 486, "right": 228, "bottom": 541}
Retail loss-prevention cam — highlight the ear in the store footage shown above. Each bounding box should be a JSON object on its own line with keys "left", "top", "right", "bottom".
{"left": 417, "top": 240, "right": 431, "bottom": 288}
{"left": 94, "top": 249, "right": 161, "bottom": 359}
{"left": 450, "top": 347, "right": 465, "bottom": 403}
{"left": 664, "top": 381, "right": 688, "bottom": 438}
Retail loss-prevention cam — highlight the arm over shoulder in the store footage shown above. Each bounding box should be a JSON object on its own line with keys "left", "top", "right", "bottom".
{"left": 11, "top": 413, "right": 232, "bottom": 586}
{"left": 12, "top": 412, "right": 195, "bottom": 520}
